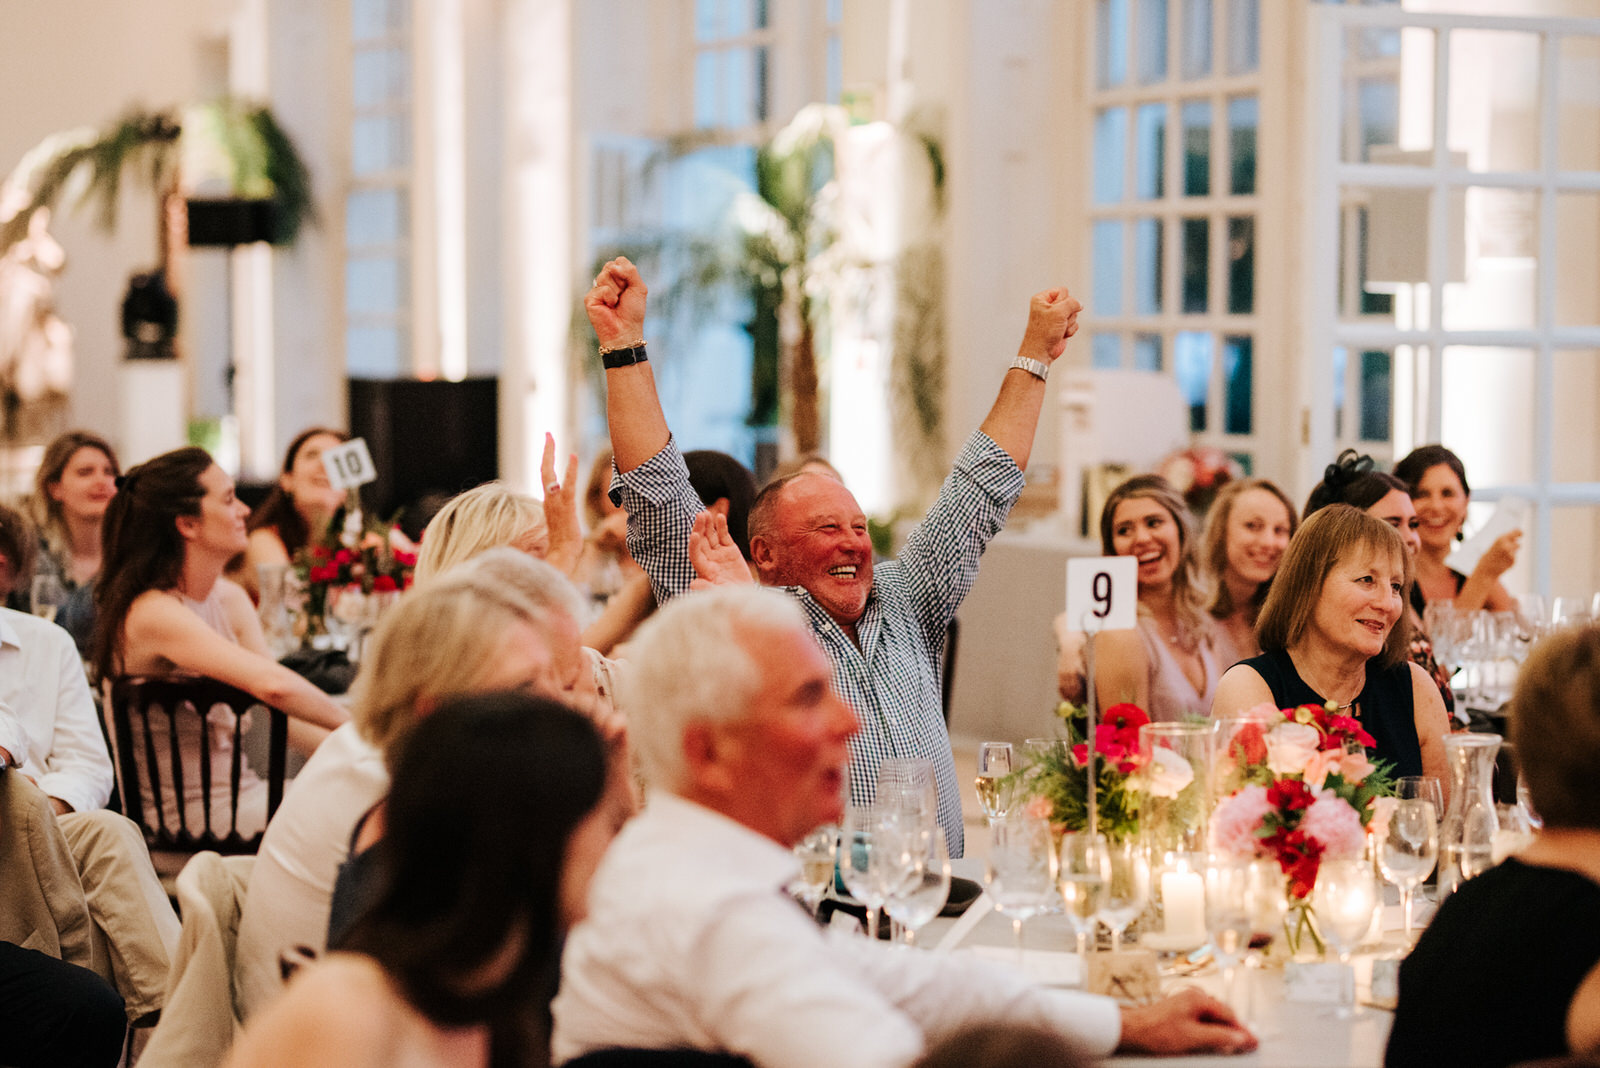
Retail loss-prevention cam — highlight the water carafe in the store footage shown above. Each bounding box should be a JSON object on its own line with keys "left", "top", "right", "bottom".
{"left": 1437, "top": 733, "right": 1501, "bottom": 902}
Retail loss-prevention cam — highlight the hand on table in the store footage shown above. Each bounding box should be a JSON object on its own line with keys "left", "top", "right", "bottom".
{"left": 1117, "top": 987, "right": 1257, "bottom": 1056}
{"left": 689, "top": 511, "right": 754, "bottom": 591}
{"left": 585, "top": 257, "right": 648, "bottom": 352}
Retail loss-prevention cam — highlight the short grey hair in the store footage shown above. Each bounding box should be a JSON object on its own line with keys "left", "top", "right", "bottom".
{"left": 621, "top": 585, "right": 810, "bottom": 792}
{"left": 454, "top": 546, "right": 587, "bottom": 626}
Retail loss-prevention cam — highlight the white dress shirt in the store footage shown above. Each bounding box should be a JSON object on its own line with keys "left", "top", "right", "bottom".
{"left": 0, "top": 607, "right": 114, "bottom": 814}
{"left": 551, "top": 793, "right": 1122, "bottom": 1068}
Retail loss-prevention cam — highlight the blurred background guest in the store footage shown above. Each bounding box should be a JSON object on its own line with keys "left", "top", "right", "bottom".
{"left": 1387, "top": 623, "right": 1600, "bottom": 1068}
{"left": 227, "top": 691, "right": 622, "bottom": 1068}
{"left": 1213, "top": 505, "right": 1449, "bottom": 785}
{"left": 0, "top": 500, "right": 38, "bottom": 609}
{"left": 1200, "top": 478, "right": 1298, "bottom": 668}
{"left": 683, "top": 449, "right": 758, "bottom": 565}
{"left": 232, "top": 427, "right": 349, "bottom": 603}
{"left": 27, "top": 430, "right": 119, "bottom": 655}
{"left": 1394, "top": 444, "right": 1520, "bottom": 615}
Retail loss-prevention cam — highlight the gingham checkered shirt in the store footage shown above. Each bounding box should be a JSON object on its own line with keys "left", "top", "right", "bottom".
{"left": 613, "top": 431, "right": 1024, "bottom": 858}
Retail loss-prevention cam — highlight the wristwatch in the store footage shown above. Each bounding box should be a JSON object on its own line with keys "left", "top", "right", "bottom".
{"left": 601, "top": 343, "right": 649, "bottom": 369}
{"left": 1010, "top": 355, "right": 1050, "bottom": 382}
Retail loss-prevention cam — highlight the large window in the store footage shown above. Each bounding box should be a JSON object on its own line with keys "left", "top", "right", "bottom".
{"left": 694, "top": 0, "right": 774, "bottom": 132}
{"left": 1087, "top": 0, "right": 1265, "bottom": 472}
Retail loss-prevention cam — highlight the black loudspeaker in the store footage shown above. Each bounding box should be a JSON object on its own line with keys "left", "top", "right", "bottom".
{"left": 186, "top": 199, "right": 282, "bottom": 246}
{"left": 348, "top": 378, "right": 499, "bottom": 530}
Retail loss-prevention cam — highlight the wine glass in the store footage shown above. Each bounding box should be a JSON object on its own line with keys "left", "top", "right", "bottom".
{"left": 1378, "top": 800, "right": 1438, "bottom": 943}
{"left": 976, "top": 742, "right": 1014, "bottom": 824}
{"left": 1096, "top": 837, "right": 1149, "bottom": 953}
{"left": 1241, "top": 859, "right": 1287, "bottom": 1032}
{"left": 30, "top": 572, "right": 66, "bottom": 623}
{"left": 1395, "top": 775, "right": 1444, "bottom": 817}
{"left": 877, "top": 759, "right": 939, "bottom": 836}
{"left": 883, "top": 827, "right": 951, "bottom": 947}
{"left": 1312, "top": 859, "right": 1379, "bottom": 1018}
{"left": 840, "top": 807, "right": 893, "bottom": 940}
{"left": 1058, "top": 832, "right": 1110, "bottom": 958}
{"left": 985, "top": 817, "right": 1057, "bottom": 969}
{"left": 792, "top": 825, "right": 838, "bottom": 920}
{"left": 1205, "top": 859, "right": 1256, "bottom": 1015}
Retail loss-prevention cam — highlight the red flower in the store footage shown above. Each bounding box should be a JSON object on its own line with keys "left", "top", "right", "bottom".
{"left": 393, "top": 549, "right": 417, "bottom": 567}
{"left": 1267, "top": 778, "right": 1315, "bottom": 812}
{"left": 1329, "top": 715, "right": 1376, "bottom": 749}
{"left": 1104, "top": 703, "right": 1150, "bottom": 730}
{"left": 373, "top": 574, "right": 398, "bottom": 592}
{"left": 334, "top": 548, "right": 355, "bottom": 566}
{"left": 310, "top": 544, "right": 332, "bottom": 561}
{"left": 1228, "top": 723, "right": 1269, "bottom": 766}
{"left": 1262, "top": 827, "right": 1325, "bottom": 899}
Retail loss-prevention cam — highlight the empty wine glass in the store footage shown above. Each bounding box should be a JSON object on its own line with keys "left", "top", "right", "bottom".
{"left": 792, "top": 825, "right": 838, "bottom": 919}
{"left": 1205, "top": 859, "right": 1256, "bottom": 1014}
{"left": 841, "top": 807, "right": 896, "bottom": 940}
{"left": 976, "top": 742, "right": 1014, "bottom": 824}
{"left": 877, "top": 759, "right": 939, "bottom": 836}
{"left": 883, "top": 827, "right": 951, "bottom": 947}
{"left": 30, "top": 572, "right": 66, "bottom": 623}
{"left": 1312, "top": 859, "right": 1379, "bottom": 1018}
{"left": 1378, "top": 800, "right": 1438, "bottom": 943}
{"left": 1395, "top": 775, "right": 1444, "bottom": 817}
{"left": 1096, "top": 837, "right": 1149, "bottom": 953}
{"left": 985, "top": 817, "right": 1058, "bottom": 969}
{"left": 1058, "top": 832, "right": 1110, "bottom": 958}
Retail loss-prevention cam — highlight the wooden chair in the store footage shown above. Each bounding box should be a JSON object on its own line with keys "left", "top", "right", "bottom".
{"left": 105, "top": 676, "right": 288, "bottom": 868}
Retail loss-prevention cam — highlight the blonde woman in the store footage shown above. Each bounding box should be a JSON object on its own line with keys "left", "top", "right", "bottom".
{"left": 1199, "top": 478, "right": 1299, "bottom": 668}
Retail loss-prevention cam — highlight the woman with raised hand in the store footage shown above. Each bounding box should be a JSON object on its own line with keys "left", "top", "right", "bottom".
{"left": 93, "top": 447, "right": 347, "bottom": 836}
{"left": 1199, "top": 478, "right": 1298, "bottom": 669}
{"left": 233, "top": 428, "right": 350, "bottom": 602}
{"left": 28, "top": 430, "right": 120, "bottom": 654}
{"left": 227, "top": 691, "right": 626, "bottom": 1068}
{"left": 1393, "top": 444, "right": 1519, "bottom": 615}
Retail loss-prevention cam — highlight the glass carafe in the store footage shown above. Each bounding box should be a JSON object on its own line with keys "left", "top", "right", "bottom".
{"left": 1437, "top": 733, "right": 1500, "bottom": 902}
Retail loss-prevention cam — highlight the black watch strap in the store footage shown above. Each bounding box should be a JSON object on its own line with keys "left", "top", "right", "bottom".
{"left": 601, "top": 345, "right": 649, "bottom": 369}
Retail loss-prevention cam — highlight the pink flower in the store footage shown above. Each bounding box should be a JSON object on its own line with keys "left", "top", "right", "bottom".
{"left": 1265, "top": 722, "right": 1322, "bottom": 777}
{"left": 1023, "top": 795, "right": 1052, "bottom": 821}
{"left": 1298, "top": 792, "right": 1367, "bottom": 859}
{"left": 1211, "top": 785, "right": 1273, "bottom": 857}
{"left": 1338, "top": 750, "right": 1375, "bottom": 784}
{"left": 1300, "top": 748, "right": 1346, "bottom": 791}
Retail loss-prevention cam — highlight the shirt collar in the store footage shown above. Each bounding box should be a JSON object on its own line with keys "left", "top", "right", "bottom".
{"left": 645, "top": 792, "right": 799, "bottom": 887}
{"left": 0, "top": 609, "right": 20, "bottom": 651}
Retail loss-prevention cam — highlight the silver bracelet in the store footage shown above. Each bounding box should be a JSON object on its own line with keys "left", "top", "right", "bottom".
{"left": 1010, "top": 355, "right": 1050, "bottom": 382}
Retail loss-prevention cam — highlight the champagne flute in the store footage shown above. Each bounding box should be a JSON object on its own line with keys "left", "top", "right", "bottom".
{"left": 1096, "top": 837, "right": 1148, "bottom": 953}
{"left": 1058, "top": 832, "right": 1111, "bottom": 958}
{"left": 985, "top": 817, "right": 1057, "bottom": 969}
{"left": 1312, "top": 860, "right": 1379, "bottom": 1018}
{"left": 792, "top": 825, "right": 839, "bottom": 920}
{"left": 1205, "top": 859, "right": 1255, "bottom": 1015}
{"left": 975, "top": 742, "right": 1014, "bottom": 824}
{"left": 883, "top": 827, "right": 951, "bottom": 947}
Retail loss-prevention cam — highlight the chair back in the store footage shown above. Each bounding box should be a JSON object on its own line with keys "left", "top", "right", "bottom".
{"left": 106, "top": 675, "right": 287, "bottom": 855}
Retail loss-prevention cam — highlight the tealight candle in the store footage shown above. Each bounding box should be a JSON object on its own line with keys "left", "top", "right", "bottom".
{"left": 1161, "top": 869, "right": 1206, "bottom": 942}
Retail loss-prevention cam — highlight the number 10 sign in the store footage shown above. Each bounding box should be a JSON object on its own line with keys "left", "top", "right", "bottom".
{"left": 320, "top": 438, "right": 378, "bottom": 491}
{"left": 1064, "top": 556, "right": 1138, "bottom": 634}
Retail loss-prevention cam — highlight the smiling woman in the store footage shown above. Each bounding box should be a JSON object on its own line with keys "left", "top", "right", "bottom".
{"left": 1211, "top": 505, "right": 1450, "bottom": 788}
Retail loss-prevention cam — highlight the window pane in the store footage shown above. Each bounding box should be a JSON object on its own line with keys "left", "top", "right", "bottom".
{"left": 347, "top": 325, "right": 404, "bottom": 378}
{"left": 1226, "top": 0, "right": 1259, "bottom": 74}
{"left": 1134, "top": 218, "right": 1163, "bottom": 315}
{"left": 1341, "top": 28, "right": 1434, "bottom": 165}
{"left": 1182, "top": 217, "right": 1209, "bottom": 313}
{"left": 1135, "top": 104, "right": 1166, "bottom": 200}
{"left": 1093, "top": 221, "right": 1125, "bottom": 316}
{"left": 723, "top": 48, "right": 752, "bottom": 127}
{"left": 1223, "top": 334, "right": 1252, "bottom": 435}
{"left": 1558, "top": 35, "right": 1600, "bottom": 172}
{"left": 1332, "top": 346, "right": 1348, "bottom": 439}
{"left": 696, "top": 0, "right": 722, "bottom": 41}
{"left": 1134, "top": 332, "right": 1163, "bottom": 371}
{"left": 1181, "top": 0, "right": 1212, "bottom": 80}
{"left": 724, "top": 0, "right": 750, "bottom": 35}
{"left": 1554, "top": 350, "right": 1600, "bottom": 483}
{"left": 1360, "top": 349, "right": 1392, "bottom": 442}
{"left": 1228, "top": 95, "right": 1257, "bottom": 195}
{"left": 828, "top": 0, "right": 843, "bottom": 23}
{"left": 1094, "top": 108, "right": 1128, "bottom": 204}
{"left": 753, "top": 0, "right": 769, "bottom": 30}
{"left": 827, "top": 36, "right": 842, "bottom": 104}
{"left": 1443, "top": 187, "right": 1536, "bottom": 332}
{"left": 353, "top": 0, "right": 408, "bottom": 41}
{"left": 353, "top": 48, "right": 409, "bottom": 110}
{"left": 1093, "top": 333, "right": 1124, "bottom": 369}
{"left": 754, "top": 45, "right": 770, "bottom": 122}
{"left": 345, "top": 189, "right": 407, "bottom": 246}
{"left": 1138, "top": 0, "right": 1168, "bottom": 84}
{"left": 1227, "top": 215, "right": 1253, "bottom": 314}
{"left": 346, "top": 257, "right": 406, "bottom": 315}
{"left": 1448, "top": 30, "right": 1540, "bottom": 173}
{"left": 1097, "top": 0, "right": 1130, "bottom": 89}
{"left": 1556, "top": 194, "right": 1600, "bottom": 329}
{"left": 1551, "top": 506, "right": 1600, "bottom": 607}
{"left": 1175, "top": 331, "right": 1214, "bottom": 431}
{"left": 695, "top": 51, "right": 719, "bottom": 127}
{"left": 352, "top": 115, "right": 410, "bottom": 174}
{"left": 1440, "top": 346, "right": 1536, "bottom": 485}
{"left": 1182, "top": 99, "right": 1211, "bottom": 197}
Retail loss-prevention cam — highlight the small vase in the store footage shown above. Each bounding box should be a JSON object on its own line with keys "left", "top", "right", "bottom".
{"left": 1282, "top": 897, "right": 1325, "bottom": 960}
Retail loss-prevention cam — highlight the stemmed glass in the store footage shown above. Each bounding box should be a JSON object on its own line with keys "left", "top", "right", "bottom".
{"left": 1095, "top": 837, "right": 1148, "bottom": 953}
{"left": 985, "top": 817, "right": 1058, "bottom": 969}
{"left": 792, "top": 825, "right": 839, "bottom": 920}
{"left": 1312, "top": 859, "right": 1379, "bottom": 1018}
{"left": 1379, "top": 800, "right": 1437, "bottom": 943}
{"left": 1058, "top": 832, "right": 1110, "bottom": 958}
{"left": 883, "top": 827, "right": 951, "bottom": 947}
{"left": 840, "top": 807, "right": 897, "bottom": 941}
{"left": 1396, "top": 775, "right": 1444, "bottom": 814}
{"left": 1205, "top": 859, "right": 1255, "bottom": 1015}
{"left": 975, "top": 742, "right": 1014, "bottom": 824}
{"left": 30, "top": 573, "right": 65, "bottom": 623}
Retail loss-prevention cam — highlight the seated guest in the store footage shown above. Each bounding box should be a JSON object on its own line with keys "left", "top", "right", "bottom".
{"left": 234, "top": 555, "right": 574, "bottom": 1019}
{"left": 1091, "top": 475, "right": 1222, "bottom": 720}
{"left": 1393, "top": 443, "right": 1520, "bottom": 615}
{"left": 1212, "top": 505, "right": 1450, "bottom": 785}
{"left": 94, "top": 447, "right": 347, "bottom": 837}
{"left": 1387, "top": 623, "right": 1600, "bottom": 1068}
{"left": 0, "top": 600, "right": 178, "bottom": 1026}
{"left": 552, "top": 585, "right": 1256, "bottom": 1066}
{"left": 683, "top": 449, "right": 758, "bottom": 562}
{"left": 0, "top": 501, "right": 38, "bottom": 608}
{"left": 231, "top": 427, "right": 349, "bottom": 602}
{"left": 227, "top": 691, "right": 624, "bottom": 1068}
{"left": 1199, "top": 478, "right": 1298, "bottom": 667}
{"left": 26, "top": 430, "right": 120, "bottom": 653}
{"left": 0, "top": 940, "right": 127, "bottom": 1068}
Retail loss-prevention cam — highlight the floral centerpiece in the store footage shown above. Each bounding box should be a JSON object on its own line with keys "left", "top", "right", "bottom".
{"left": 1016, "top": 701, "right": 1160, "bottom": 843}
{"left": 292, "top": 506, "right": 415, "bottom": 644}
{"left": 1211, "top": 702, "right": 1396, "bottom": 954}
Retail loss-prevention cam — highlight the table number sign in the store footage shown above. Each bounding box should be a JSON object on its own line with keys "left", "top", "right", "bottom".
{"left": 1064, "top": 556, "right": 1138, "bottom": 633}
{"left": 1285, "top": 961, "right": 1355, "bottom": 1005}
{"left": 320, "top": 438, "right": 378, "bottom": 490}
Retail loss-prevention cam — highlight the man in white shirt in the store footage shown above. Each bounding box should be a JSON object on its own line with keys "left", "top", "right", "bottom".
{"left": 0, "top": 606, "right": 178, "bottom": 1024}
{"left": 552, "top": 586, "right": 1256, "bottom": 1067}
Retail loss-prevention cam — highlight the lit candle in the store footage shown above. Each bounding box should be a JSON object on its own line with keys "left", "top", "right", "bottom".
{"left": 1161, "top": 869, "right": 1206, "bottom": 942}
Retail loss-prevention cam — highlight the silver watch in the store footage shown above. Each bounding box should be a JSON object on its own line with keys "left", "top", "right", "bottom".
{"left": 1010, "top": 355, "right": 1050, "bottom": 382}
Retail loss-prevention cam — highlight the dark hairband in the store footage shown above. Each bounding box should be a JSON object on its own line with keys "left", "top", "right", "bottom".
{"left": 1322, "top": 450, "right": 1375, "bottom": 492}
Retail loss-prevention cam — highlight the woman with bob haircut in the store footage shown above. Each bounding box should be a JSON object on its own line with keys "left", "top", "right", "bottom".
{"left": 1393, "top": 443, "right": 1519, "bottom": 614}
{"left": 226, "top": 691, "right": 625, "bottom": 1068}
{"left": 1386, "top": 623, "right": 1600, "bottom": 1068}
{"left": 1198, "top": 478, "right": 1298, "bottom": 667}
{"left": 1091, "top": 475, "right": 1222, "bottom": 721}
{"left": 233, "top": 427, "right": 350, "bottom": 601}
{"left": 28, "top": 429, "right": 120, "bottom": 652}
{"left": 93, "top": 447, "right": 347, "bottom": 835}
{"left": 1212, "top": 504, "right": 1450, "bottom": 784}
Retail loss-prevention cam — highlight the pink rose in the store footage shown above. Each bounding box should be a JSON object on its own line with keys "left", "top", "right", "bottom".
{"left": 1023, "top": 794, "right": 1052, "bottom": 821}
{"left": 1338, "top": 750, "right": 1375, "bottom": 784}
{"left": 1298, "top": 792, "right": 1367, "bottom": 859}
{"left": 1265, "top": 722, "right": 1322, "bottom": 777}
{"left": 1136, "top": 746, "right": 1196, "bottom": 799}
{"left": 1211, "top": 785, "right": 1273, "bottom": 857}
{"left": 1300, "top": 748, "right": 1346, "bottom": 791}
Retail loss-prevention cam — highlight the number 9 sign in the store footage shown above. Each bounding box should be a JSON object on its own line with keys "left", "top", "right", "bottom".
{"left": 1064, "top": 556, "right": 1138, "bottom": 634}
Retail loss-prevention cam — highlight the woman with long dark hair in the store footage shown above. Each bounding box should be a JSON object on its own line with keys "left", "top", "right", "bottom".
{"left": 93, "top": 447, "right": 346, "bottom": 835}
{"left": 233, "top": 428, "right": 350, "bottom": 601}
{"left": 226, "top": 692, "right": 623, "bottom": 1068}
{"left": 1393, "top": 444, "right": 1520, "bottom": 615}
